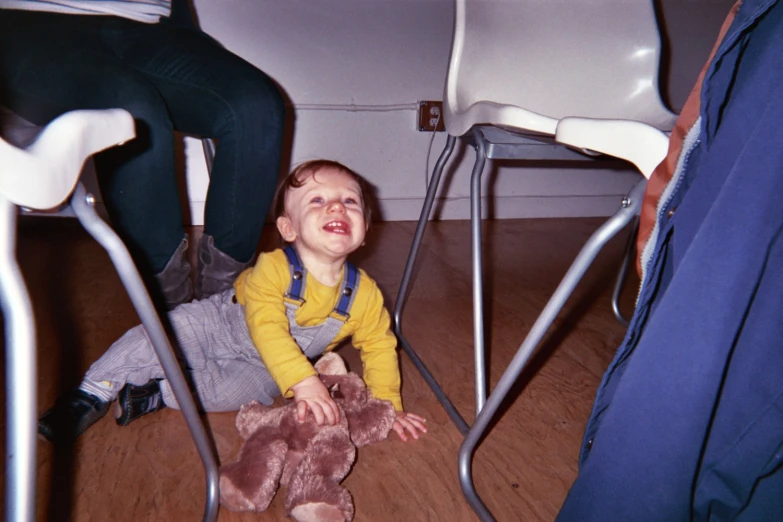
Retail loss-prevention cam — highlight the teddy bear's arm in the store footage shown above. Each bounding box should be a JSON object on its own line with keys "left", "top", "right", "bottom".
{"left": 346, "top": 399, "right": 397, "bottom": 447}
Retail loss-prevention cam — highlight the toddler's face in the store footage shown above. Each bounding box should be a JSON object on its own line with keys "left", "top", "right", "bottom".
{"left": 277, "top": 167, "right": 367, "bottom": 262}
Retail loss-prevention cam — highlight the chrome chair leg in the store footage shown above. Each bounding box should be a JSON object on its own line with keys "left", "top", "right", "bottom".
{"left": 392, "top": 135, "right": 470, "bottom": 434}
{"left": 470, "top": 129, "right": 490, "bottom": 415}
{"left": 611, "top": 215, "right": 639, "bottom": 328}
{"left": 70, "top": 184, "right": 220, "bottom": 522}
{"left": 0, "top": 197, "right": 36, "bottom": 522}
{"left": 201, "top": 138, "right": 216, "bottom": 174}
{"left": 458, "top": 179, "right": 647, "bottom": 522}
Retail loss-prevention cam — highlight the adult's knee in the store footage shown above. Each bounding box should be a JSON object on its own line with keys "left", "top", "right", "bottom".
{"left": 112, "top": 79, "right": 174, "bottom": 137}
{"left": 218, "top": 70, "right": 285, "bottom": 133}
{"left": 99, "top": 80, "right": 175, "bottom": 162}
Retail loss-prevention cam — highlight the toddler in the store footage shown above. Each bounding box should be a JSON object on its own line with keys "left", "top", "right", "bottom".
{"left": 39, "top": 160, "right": 427, "bottom": 443}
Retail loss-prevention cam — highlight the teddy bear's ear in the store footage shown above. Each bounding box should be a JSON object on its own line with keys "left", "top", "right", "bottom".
{"left": 314, "top": 352, "right": 348, "bottom": 375}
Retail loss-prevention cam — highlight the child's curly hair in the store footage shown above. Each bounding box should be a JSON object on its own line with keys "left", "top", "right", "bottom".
{"left": 273, "top": 159, "right": 372, "bottom": 223}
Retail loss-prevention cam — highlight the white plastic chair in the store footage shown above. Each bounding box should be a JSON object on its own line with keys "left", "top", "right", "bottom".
{"left": 0, "top": 109, "right": 219, "bottom": 522}
{"left": 390, "top": 1, "right": 675, "bottom": 519}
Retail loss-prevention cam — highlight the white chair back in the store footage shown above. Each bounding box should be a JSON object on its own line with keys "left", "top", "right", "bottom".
{"left": 444, "top": 0, "right": 678, "bottom": 137}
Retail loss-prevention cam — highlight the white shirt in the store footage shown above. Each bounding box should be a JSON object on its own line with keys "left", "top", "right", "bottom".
{"left": 0, "top": 0, "right": 171, "bottom": 24}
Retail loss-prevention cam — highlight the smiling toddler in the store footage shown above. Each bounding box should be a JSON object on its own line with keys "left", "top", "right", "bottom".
{"left": 38, "top": 160, "right": 427, "bottom": 443}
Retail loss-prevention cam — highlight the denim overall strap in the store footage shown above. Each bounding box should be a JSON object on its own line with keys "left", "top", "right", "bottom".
{"left": 330, "top": 261, "right": 359, "bottom": 320}
{"left": 283, "top": 245, "right": 306, "bottom": 305}
{"left": 282, "top": 255, "right": 361, "bottom": 359}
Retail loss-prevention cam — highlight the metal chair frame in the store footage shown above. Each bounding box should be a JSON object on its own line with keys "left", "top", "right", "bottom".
{"left": 0, "top": 111, "right": 220, "bottom": 522}
{"left": 393, "top": 125, "right": 656, "bottom": 522}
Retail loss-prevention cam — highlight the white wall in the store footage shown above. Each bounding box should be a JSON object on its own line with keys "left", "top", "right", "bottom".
{"left": 182, "top": 0, "right": 736, "bottom": 225}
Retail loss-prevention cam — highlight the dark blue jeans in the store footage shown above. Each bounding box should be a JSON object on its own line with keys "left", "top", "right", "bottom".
{"left": 0, "top": 10, "right": 285, "bottom": 274}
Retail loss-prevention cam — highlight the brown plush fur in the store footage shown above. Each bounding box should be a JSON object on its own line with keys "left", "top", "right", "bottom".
{"left": 219, "top": 353, "right": 397, "bottom": 521}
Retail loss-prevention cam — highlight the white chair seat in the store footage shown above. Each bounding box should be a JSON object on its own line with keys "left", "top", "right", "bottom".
{"left": 556, "top": 117, "right": 670, "bottom": 179}
{"left": 452, "top": 101, "right": 560, "bottom": 136}
{"left": 0, "top": 109, "right": 134, "bottom": 209}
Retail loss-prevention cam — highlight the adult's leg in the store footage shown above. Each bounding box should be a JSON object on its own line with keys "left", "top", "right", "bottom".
{"left": 105, "top": 22, "right": 286, "bottom": 267}
{"left": 0, "top": 12, "right": 189, "bottom": 293}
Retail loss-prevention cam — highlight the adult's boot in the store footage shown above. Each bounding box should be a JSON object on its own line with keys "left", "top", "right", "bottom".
{"left": 194, "top": 234, "right": 251, "bottom": 300}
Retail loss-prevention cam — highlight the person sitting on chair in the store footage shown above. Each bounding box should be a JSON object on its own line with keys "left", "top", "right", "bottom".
{"left": 0, "top": 0, "right": 286, "bottom": 308}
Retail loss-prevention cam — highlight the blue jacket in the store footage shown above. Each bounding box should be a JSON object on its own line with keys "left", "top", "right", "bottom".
{"left": 556, "top": 1, "right": 783, "bottom": 520}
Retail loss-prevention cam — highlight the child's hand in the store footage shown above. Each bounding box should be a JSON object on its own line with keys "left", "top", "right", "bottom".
{"left": 290, "top": 375, "right": 340, "bottom": 426}
{"left": 391, "top": 411, "right": 427, "bottom": 442}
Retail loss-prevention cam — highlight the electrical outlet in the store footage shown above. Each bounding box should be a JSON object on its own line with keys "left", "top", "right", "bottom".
{"left": 418, "top": 100, "right": 445, "bottom": 132}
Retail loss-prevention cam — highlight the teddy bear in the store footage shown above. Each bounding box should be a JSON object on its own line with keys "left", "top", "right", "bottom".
{"left": 219, "top": 352, "right": 397, "bottom": 522}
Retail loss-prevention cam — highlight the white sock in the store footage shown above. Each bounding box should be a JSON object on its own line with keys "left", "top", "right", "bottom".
{"left": 79, "top": 378, "right": 118, "bottom": 403}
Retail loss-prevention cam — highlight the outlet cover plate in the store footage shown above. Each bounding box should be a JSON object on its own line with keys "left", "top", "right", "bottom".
{"left": 418, "top": 100, "right": 445, "bottom": 132}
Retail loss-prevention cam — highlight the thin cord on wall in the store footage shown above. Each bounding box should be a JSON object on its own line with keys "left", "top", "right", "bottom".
{"left": 291, "top": 101, "right": 441, "bottom": 198}
{"left": 424, "top": 109, "right": 442, "bottom": 192}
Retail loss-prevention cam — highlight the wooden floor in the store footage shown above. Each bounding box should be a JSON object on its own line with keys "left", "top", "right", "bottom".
{"left": 3, "top": 216, "right": 639, "bottom": 521}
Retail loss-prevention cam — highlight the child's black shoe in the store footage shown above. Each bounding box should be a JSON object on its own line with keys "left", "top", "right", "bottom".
{"left": 114, "top": 379, "right": 166, "bottom": 426}
{"left": 38, "top": 389, "right": 111, "bottom": 443}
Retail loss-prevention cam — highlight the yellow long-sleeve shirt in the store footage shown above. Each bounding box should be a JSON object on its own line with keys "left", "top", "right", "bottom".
{"left": 234, "top": 248, "right": 402, "bottom": 411}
